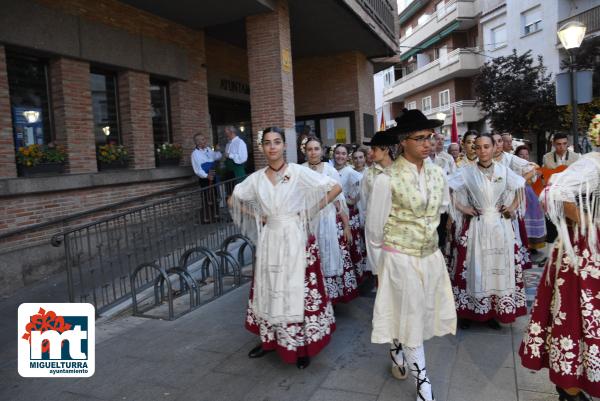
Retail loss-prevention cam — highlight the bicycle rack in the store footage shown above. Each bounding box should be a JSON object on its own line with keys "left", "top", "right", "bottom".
{"left": 220, "top": 234, "right": 255, "bottom": 277}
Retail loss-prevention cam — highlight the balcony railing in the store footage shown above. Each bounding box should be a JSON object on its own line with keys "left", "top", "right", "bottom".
{"left": 558, "top": 6, "right": 600, "bottom": 36}
{"left": 423, "top": 100, "right": 478, "bottom": 116}
{"left": 393, "top": 47, "right": 480, "bottom": 86}
{"left": 359, "top": 0, "right": 396, "bottom": 40}
{"left": 401, "top": 0, "right": 458, "bottom": 42}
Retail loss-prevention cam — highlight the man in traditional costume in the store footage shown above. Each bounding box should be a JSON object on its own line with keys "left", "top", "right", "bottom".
{"left": 366, "top": 110, "right": 457, "bottom": 401}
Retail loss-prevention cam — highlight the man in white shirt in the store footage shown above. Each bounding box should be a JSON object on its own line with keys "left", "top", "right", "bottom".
{"left": 542, "top": 133, "right": 580, "bottom": 169}
{"left": 430, "top": 132, "right": 456, "bottom": 175}
{"left": 224, "top": 126, "right": 248, "bottom": 179}
{"left": 501, "top": 132, "right": 514, "bottom": 153}
{"left": 191, "top": 133, "right": 222, "bottom": 223}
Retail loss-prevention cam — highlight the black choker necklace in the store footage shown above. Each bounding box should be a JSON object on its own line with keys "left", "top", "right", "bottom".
{"left": 477, "top": 161, "right": 493, "bottom": 169}
{"left": 268, "top": 162, "right": 286, "bottom": 172}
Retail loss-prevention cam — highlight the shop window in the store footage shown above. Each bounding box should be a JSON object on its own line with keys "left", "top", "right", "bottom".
{"left": 6, "top": 52, "right": 53, "bottom": 148}
{"left": 295, "top": 112, "right": 355, "bottom": 147}
{"left": 150, "top": 79, "right": 172, "bottom": 145}
{"left": 91, "top": 69, "right": 120, "bottom": 145}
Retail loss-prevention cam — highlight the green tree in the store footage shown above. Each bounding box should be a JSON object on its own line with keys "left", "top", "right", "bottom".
{"left": 475, "top": 50, "right": 562, "bottom": 161}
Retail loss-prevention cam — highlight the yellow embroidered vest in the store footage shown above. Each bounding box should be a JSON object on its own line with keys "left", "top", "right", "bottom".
{"left": 383, "top": 157, "right": 445, "bottom": 257}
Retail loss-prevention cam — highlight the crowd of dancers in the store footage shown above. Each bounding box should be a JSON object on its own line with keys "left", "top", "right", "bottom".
{"left": 227, "top": 110, "right": 600, "bottom": 401}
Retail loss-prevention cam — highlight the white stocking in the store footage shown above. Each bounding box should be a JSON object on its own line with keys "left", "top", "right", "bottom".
{"left": 405, "top": 345, "right": 434, "bottom": 401}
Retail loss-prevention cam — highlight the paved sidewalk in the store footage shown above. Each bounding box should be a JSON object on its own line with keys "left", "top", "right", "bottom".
{"left": 1, "top": 277, "right": 559, "bottom": 401}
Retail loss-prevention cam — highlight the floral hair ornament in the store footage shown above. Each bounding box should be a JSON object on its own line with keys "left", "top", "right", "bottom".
{"left": 256, "top": 130, "right": 264, "bottom": 146}
{"left": 588, "top": 114, "right": 600, "bottom": 147}
{"left": 300, "top": 136, "right": 310, "bottom": 155}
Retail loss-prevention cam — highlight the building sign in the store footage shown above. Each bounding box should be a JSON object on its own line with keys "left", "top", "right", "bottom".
{"left": 282, "top": 48, "right": 292, "bottom": 73}
{"left": 207, "top": 73, "right": 250, "bottom": 102}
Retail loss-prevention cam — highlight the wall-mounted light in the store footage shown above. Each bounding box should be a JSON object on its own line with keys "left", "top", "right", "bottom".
{"left": 23, "top": 110, "right": 40, "bottom": 124}
{"left": 102, "top": 126, "right": 111, "bottom": 136}
{"left": 240, "top": 126, "right": 245, "bottom": 132}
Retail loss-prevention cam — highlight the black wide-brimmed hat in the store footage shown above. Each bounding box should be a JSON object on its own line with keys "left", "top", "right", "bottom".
{"left": 363, "top": 131, "right": 399, "bottom": 146}
{"left": 384, "top": 108, "right": 443, "bottom": 135}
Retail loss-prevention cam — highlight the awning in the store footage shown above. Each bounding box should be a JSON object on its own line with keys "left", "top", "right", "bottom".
{"left": 399, "top": 21, "right": 460, "bottom": 61}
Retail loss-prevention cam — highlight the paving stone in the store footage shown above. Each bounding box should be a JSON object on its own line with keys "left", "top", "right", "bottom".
{"left": 447, "top": 361, "right": 517, "bottom": 401}
{"left": 518, "top": 389, "right": 559, "bottom": 401}
{"left": 514, "top": 353, "right": 558, "bottom": 395}
{"left": 307, "top": 388, "right": 378, "bottom": 401}
{"left": 456, "top": 331, "right": 515, "bottom": 368}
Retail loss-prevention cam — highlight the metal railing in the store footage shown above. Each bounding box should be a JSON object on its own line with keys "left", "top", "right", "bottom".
{"left": 359, "top": 0, "right": 396, "bottom": 39}
{"left": 389, "top": 47, "right": 480, "bottom": 88}
{"left": 558, "top": 6, "right": 600, "bottom": 36}
{"left": 422, "top": 100, "right": 479, "bottom": 117}
{"left": 51, "top": 177, "right": 246, "bottom": 314}
{"left": 400, "top": 0, "right": 459, "bottom": 43}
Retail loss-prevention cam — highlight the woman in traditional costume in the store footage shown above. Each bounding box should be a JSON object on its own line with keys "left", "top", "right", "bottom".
{"left": 360, "top": 132, "right": 397, "bottom": 277}
{"left": 230, "top": 127, "right": 341, "bottom": 369}
{"left": 455, "top": 130, "right": 478, "bottom": 167}
{"left": 302, "top": 136, "right": 358, "bottom": 304}
{"left": 333, "top": 144, "right": 366, "bottom": 282}
{"left": 519, "top": 115, "right": 600, "bottom": 401}
{"left": 448, "top": 133, "right": 527, "bottom": 330}
{"left": 514, "top": 145, "right": 547, "bottom": 254}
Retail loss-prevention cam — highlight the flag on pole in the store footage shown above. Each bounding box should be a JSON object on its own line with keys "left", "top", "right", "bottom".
{"left": 379, "top": 111, "right": 386, "bottom": 131}
{"left": 450, "top": 107, "right": 459, "bottom": 143}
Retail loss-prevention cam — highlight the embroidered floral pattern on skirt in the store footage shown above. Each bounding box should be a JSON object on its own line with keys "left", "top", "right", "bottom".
{"left": 450, "top": 218, "right": 527, "bottom": 323}
{"left": 323, "top": 215, "right": 359, "bottom": 304}
{"left": 520, "top": 229, "right": 600, "bottom": 397}
{"left": 245, "top": 235, "right": 336, "bottom": 364}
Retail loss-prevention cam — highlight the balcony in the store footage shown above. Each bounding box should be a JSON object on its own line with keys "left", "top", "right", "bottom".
{"left": 423, "top": 100, "right": 485, "bottom": 124}
{"left": 399, "top": 0, "right": 480, "bottom": 58}
{"left": 557, "top": 5, "right": 600, "bottom": 39}
{"left": 384, "top": 48, "right": 484, "bottom": 102}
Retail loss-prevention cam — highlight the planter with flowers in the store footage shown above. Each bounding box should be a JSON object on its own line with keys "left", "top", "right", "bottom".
{"left": 97, "top": 143, "right": 129, "bottom": 171}
{"left": 16, "top": 143, "right": 67, "bottom": 177}
{"left": 155, "top": 143, "right": 183, "bottom": 167}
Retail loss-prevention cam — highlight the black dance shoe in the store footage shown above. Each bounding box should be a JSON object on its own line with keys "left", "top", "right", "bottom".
{"left": 487, "top": 319, "right": 501, "bottom": 330}
{"left": 556, "top": 386, "right": 591, "bottom": 401}
{"left": 248, "top": 344, "right": 273, "bottom": 358}
{"left": 296, "top": 356, "right": 310, "bottom": 369}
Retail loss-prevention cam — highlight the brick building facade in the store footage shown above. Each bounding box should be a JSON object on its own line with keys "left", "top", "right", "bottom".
{"left": 0, "top": 0, "right": 397, "bottom": 295}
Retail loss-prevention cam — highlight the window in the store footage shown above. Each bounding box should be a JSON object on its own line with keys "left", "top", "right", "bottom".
{"left": 6, "top": 52, "right": 53, "bottom": 148}
{"left": 439, "top": 90, "right": 450, "bottom": 108}
{"left": 491, "top": 24, "right": 507, "bottom": 49}
{"left": 405, "top": 25, "right": 413, "bottom": 37}
{"left": 91, "top": 70, "right": 120, "bottom": 145}
{"left": 150, "top": 79, "right": 172, "bottom": 146}
{"left": 407, "top": 101, "right": 417, "bottom": 110}
{"left": 522, "top": 6, "right": 542, "bottom": 36}
{"left": 422, "top": 96, "right": 432, "bottom": 112}
{"left": 417, "top": 14, "right": 430, "bottom": 26}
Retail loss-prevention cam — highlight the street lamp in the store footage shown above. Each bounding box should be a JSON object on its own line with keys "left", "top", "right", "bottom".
{"left": 557, "top": 20, "right": 586, "bottom": 152}
{"left": 436, "top": 112, "right": 446, "bottom": 136}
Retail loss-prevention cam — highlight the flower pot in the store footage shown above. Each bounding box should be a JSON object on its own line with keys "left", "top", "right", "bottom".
{"left": 156, "top": 158, "right": 181, "bottom": 167}
{"left": 98, "top": 160, "right": 129, "bottom": 171}
{"left": 18, "top": 162, "right": 65, "bottom": 177}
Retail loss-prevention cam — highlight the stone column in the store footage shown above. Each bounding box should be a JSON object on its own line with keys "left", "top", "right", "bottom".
{"left": 246, "top": 0, "right": 296, "bottom": 169}
{"left": 49, "top": 57, "right": 96, "bottom": 173}
{"left": 118, "top": 71, "right": 154, "bottom": 169}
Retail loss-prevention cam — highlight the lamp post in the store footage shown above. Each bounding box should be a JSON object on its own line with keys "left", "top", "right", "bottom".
{"left": 436, "top": 112, "right": 446, "bottom": 136}
{"left": 102, "top": 126, "right": 111, "bottom": 144}
{"left": 557, "top": 20, "right": 586, "bottom": 152}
